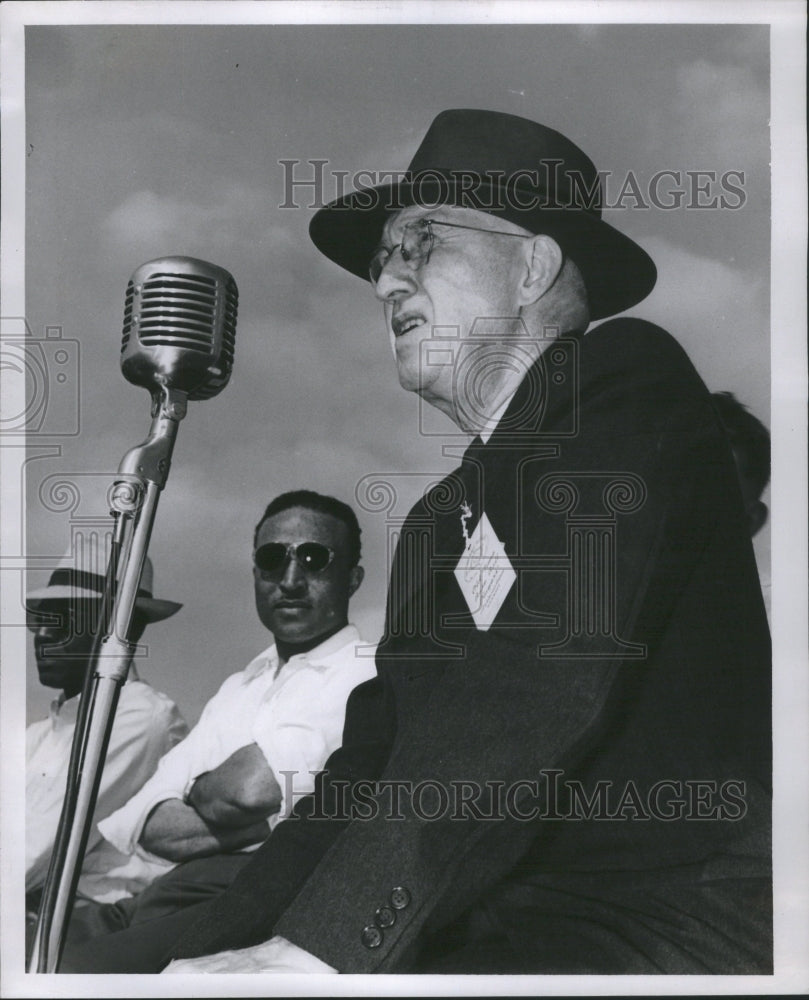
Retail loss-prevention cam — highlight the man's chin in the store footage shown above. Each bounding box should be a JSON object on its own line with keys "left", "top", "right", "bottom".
{"left": 396, "top": 364, "right": 433, "bottom": 395}
{"left": 270, "top": 616, "right": 318, "bottom": 643}
{"left": 36, "top": 668, "right": 69, "bottom": 689}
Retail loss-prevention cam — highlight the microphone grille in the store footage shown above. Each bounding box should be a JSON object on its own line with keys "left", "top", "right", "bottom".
{"left": 121, "top": 257, "right": 238, "bottom": 400}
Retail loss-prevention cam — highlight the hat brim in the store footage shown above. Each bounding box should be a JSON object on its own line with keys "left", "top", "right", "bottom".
{"left": 310, "top": 179, "right": 656, "bottom": 322}
{"left": 26, "top": 586, "right": 182, "bottom": 623}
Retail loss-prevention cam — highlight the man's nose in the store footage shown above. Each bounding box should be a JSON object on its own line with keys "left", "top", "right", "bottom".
{"left": 34, "top": 624, "right": 66, "bottom": 653}
{"left": 35, "top": 623, "right": 61, "bottom": 641}
{"left": 372, "top": 250, "right": 418, "bottom": 301}
{"left": 278, "top": 555, "right": 307, "bottom": 592}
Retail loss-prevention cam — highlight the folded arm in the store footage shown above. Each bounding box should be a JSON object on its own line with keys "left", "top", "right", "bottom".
{"left": 140, "top": 798, "right": 270, "bottom": 863}
{"left": 186, "top": 743, "right": 283, "bottom": 827}
{"left": 139, "top": 743, "right": 281, "bottom": 862}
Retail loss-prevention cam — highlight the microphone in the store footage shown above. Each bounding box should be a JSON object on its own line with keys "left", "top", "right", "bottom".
{"left": 120, "top": 256, "right": 238, "bottom": 400}
{"left": 32, "top": 255, "right": 240, "bottom": 972}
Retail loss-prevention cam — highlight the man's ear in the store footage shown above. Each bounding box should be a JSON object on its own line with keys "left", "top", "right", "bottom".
{"left": 348, "top": 564, "right": 364, "bottom": 596}
{"left": 517, "top": 234, "right": 564, "bottom": 307}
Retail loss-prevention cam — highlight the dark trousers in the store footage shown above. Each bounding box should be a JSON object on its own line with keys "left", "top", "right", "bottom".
{"left": 58, "top": 853, "right": 252, "bottom": 973}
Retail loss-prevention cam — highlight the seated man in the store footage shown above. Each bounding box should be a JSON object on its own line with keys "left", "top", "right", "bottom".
{"left": 60, "top": 489, "right": 377, "bottom": 970}
{"left": 26, "top": 553, "right": 187, "bottom": 914}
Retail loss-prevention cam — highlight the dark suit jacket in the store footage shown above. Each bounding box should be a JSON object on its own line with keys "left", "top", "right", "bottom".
{"left": 171, "top": 319, "right": 771, "bottom": 973}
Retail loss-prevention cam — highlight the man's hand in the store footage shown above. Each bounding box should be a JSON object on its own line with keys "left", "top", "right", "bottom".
{"left": 186, "top": 743, "right": 283, "bottom": 828}
{"left": 162, "top": 935, "right": 336, "bottom": 974}
{"left": 140, "top": 798, "right": 269, "bottom": 863}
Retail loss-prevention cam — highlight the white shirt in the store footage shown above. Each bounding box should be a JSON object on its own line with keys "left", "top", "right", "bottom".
{"left": 99, "top": 625, "right": 377, "bottom": 867}
{"left": 26, "top": 672, "right": 187, "bottom": 903}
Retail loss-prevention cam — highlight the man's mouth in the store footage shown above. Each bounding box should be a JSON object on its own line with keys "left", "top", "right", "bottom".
{"left": 392, "top": 313, "right": 426, "bottom": 338}
{"left": 274, "top": 601, "right": 310, "bottom": 610}
{"left": 36, "top": 656, "right": 72, "bottom": 675}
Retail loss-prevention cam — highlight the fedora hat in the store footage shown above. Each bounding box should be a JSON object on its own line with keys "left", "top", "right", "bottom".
{"left": 310, "top": 108, "right": 656, "bottom": 321}
{"left": 26, "top": 551, "right": 182, "bottom": 624}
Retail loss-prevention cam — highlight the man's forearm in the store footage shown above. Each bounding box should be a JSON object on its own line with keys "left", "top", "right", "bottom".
{"left": 186, "top": 744, "right": 283, "bottom": 828}
{"left": 140, "top": 798, "right": 269, "bottom": 863}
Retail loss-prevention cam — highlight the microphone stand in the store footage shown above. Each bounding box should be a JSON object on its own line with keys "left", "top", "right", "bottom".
{"left": 29, "top": 382, "right": 187, "bottom": 973}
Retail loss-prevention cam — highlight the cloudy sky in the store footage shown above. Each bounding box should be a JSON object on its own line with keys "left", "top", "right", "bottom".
{"left": 12, "top": 9, "right": 786, "bottom": 729}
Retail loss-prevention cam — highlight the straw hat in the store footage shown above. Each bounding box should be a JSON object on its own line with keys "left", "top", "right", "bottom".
{"left": 26, "top": 551, "right": 182, "bottom": 623}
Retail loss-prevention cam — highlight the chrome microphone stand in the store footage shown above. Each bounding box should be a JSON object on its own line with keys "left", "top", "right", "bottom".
{"left": 29, "top": 383, "right": 188, "bottom": 973}
{"left": 28, "top": 255, "right": 237, "bottom": 973}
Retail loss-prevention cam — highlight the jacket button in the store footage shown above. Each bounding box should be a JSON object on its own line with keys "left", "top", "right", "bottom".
{"left": 390, "top": 886, "right": 411, "bottom": 910}
{"left": 361, "top": 925, "right": 383, "bottom": 949}
{"left": 375, "top": 906, "right": 396, "bottom": 928}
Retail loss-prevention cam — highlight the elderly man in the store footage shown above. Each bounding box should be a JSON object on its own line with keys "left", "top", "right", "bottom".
{"left": 26, "top": 554, "right": 186, "bottom": 912}
{"left": 59, "top": 489, "right": 376, "bottom": 972}
{"left": 163, "top": 109, "right": 771, "bottom": 975}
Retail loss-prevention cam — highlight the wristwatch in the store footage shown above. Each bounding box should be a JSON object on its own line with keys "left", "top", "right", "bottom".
{"left": 182, "top": 771, "right": 209, "bottom": 806}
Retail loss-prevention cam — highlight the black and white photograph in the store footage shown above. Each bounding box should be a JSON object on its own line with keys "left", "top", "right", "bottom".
{"left": 1, "top": 0, "right": 806, "bottom": 995}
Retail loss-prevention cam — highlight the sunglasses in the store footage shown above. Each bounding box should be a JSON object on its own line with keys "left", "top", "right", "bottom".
{"left": 369, "top": 217, "right": 532, "bottom": 285}
{"left": 254, "top": 541, "right": 335, "bottom": 578}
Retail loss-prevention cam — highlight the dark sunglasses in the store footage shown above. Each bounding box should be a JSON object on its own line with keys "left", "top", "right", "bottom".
{"left": 254, "top": 541, "right": 335, "bottom": 577}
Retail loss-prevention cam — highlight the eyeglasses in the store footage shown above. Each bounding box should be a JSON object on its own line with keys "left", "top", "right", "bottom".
{"left": 254, "top": 541, "right": 335, "bottom": 578}
{"left": 369, "top": 217, "right": 532, "bottom": 285}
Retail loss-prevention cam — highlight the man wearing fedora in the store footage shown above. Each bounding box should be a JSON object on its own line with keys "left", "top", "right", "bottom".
{"left": 26, "top": 552, "right": 187, "bottom": 912}
{"left": 158, "top": 109, "right": 771, "bottom": 975}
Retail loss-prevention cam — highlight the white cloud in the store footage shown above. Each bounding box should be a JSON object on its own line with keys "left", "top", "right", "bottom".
{"left": 102, "top": 186, "right": 297, "bottom": 258}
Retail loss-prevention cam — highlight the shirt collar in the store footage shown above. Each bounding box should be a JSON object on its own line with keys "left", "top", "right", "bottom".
{"left": 50, "top": 691, "right": 67, "bottom": 715}
{"left": 50, "top": 691, "right": 76, "bottom": 726}
{"left": 243, "top": 623, "right": 360, "bottom": 681}
{"left": 479, "top": 391, "right": 516, "bottom": 444}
